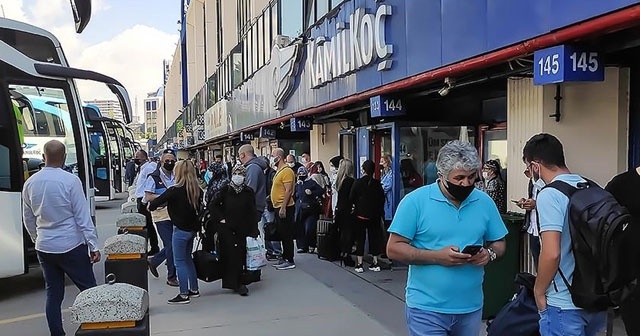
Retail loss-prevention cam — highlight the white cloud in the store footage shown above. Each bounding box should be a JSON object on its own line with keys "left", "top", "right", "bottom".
{"left": 1, "top": 1, "right": 177, "bottom": 124}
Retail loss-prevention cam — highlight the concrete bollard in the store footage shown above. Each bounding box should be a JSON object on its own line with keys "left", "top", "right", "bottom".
{"left": 71, "top": 279, "right": 149, "bottom": 335}
{"left": 104, "top": 234, "right": 148, "bottom": 291}
{"left": 116, "top": 213, "right": 147, "bottom": 240}
{"left": 121, "top": 202, "right": 137, "bottom": 214}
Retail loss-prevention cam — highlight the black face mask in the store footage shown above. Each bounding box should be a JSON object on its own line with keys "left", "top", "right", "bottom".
{"left": 163, "top": 162, "right": 175, "bottom": 171}
{"left": 133, "top": 159, "right": 141, "bottom": 166}
{"left": 443, "top": 180, "right": 475, "bottom": 202}
{"left": 298, "top": 175, "right": 307, "bottom": 181}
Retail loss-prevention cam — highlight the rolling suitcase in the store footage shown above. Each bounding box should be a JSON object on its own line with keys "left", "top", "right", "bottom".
{"left": 316, "top": 219, "right": 339, "bottom": 261}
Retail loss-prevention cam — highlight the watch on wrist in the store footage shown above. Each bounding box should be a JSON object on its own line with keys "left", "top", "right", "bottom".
{"left": 487, "top": 248, "right": 497, "bottom": 262}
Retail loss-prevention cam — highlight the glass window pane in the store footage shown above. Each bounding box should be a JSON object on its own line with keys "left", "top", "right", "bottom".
{"left": 247, "top": 27, "right": 253, "bottom": 75}
{"left": 252, "top": 23, "right": 259, "bottom": 71}
{"left": 257, "top": 16, "right": 264, "bottom": 68}
{"left": 272, "top": 2, "right": 279, "bottom": 37}
{"left": 243, "top": 36, "right": 249, "bottom": 79}
{"left": 264, "top": 9, "right": 272, "bottom": 63}
{"left": 280, "top": 0, "right": 303, "bottom": 37}
{"left": 233, "top": 51, "right": 243, "bottom": 87}
{"left": 317, "top": 0, "right": 329, "bottom": 19}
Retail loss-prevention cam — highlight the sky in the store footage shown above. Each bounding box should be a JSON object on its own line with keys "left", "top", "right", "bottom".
{"left": 0, "top": 0, "right": 180, "bottom": 123}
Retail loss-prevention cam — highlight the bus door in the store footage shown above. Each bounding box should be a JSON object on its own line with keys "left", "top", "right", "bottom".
{"left": 0, "top": 85, "right": 27, "bottom": 277}
{"left": 86, "top": 120, "right": 113, "bottom": 201}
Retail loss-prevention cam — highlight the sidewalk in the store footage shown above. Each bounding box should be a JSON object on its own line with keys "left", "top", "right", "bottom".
{"left": 145, "top": 256, "right": 395, "bottom": 335}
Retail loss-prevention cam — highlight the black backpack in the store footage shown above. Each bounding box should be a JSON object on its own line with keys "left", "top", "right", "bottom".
{"left": 546, "top": 179, "right": 637, "bottom": 311}
{"left": 486, "top": 273, "right": 540, "bottom": 336}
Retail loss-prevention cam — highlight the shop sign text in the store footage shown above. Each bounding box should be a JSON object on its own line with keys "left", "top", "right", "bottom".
{"left": 307, "top": 5, "right": 393, "bottom": 89}
{"left": 370, "top": 95, "right": 405, "bottom": 118}
{"left": 533, "top": 45, "right": 604, "bottom": 85}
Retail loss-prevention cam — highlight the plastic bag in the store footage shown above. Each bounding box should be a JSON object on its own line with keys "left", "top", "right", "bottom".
{"left": 246, "top": 236, "right": 267, "bottom": 270}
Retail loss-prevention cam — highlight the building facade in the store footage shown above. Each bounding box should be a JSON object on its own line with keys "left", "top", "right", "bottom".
{"left": 144, "top": 88, "right": 163, "bottom": 140}
{"left": 161, "top": 0, "right": 640, "bottom": 272}
{"left": 84, "top": 99, "right": 125, "bottom": 123}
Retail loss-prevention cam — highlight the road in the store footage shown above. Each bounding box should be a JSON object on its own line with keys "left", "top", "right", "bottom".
{"left": 0, "top": 199, "right": 628, "bottom": 335}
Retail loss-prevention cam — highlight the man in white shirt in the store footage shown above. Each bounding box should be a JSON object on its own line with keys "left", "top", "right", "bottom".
{"left": 134, "top": 149, "right": 159, "bottom": 255}
{"left": 517, "top": 167, "right": 545, "bottom": 269}
{"left": 22, "top": 140, "right": 100, "bottom": 336}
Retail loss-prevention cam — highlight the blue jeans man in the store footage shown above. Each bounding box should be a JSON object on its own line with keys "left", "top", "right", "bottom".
{"left": 148, "top": 220, "right": 176, "bottom": 284}
{"left": 37, "top": 244, "right": 97, "bottom": 336}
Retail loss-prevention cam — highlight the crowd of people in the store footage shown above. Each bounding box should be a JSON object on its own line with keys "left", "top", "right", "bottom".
{"left": 20, "top": 135, "right": 639, "bottom": 336}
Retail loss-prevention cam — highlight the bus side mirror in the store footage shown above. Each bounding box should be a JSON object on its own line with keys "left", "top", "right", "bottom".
{"left": 70, "top": 0, "right": 92, "bottom": 34}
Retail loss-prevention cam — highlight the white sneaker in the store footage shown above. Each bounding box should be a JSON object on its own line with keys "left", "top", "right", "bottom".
{"left": 355, "top": 264, "right": 364, "bottom": 273}
{"left": 368, "top": 263, "right": 381, "bottom": 272}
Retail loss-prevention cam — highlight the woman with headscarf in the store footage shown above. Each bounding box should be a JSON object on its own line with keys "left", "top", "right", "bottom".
{"left": 294, "top": 166, "right": 325, "bottom": 253}
{"left": 482, "top": 159, "right": 506, "bottom": 213}
{"left": 205, "top": 162, "right": 229, "bottom": 203}
{"left": 209, "top": 164, "right": 259, "bottom": 296}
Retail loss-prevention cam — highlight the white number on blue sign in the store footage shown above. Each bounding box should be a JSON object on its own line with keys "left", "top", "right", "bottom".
{"left": 538, "top": 54, "right": 559, "bottom": 76}
{"left": 383, "top": 99, "right": 403, "bottom": 112}
{"left": 569, "top": 52, "right": 598, "bottom": 72}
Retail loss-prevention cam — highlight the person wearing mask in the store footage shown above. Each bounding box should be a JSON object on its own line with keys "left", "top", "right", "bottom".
{"left": 516, "top": 166, "right": 543, "bottom": 269}
{"left": 523, "top": 133, "right": 607, "bottom": 336}
{"left": 210, "top": 165, "right": 259, "bottom": 296}
{"left": 349, "top": 160, "right": 385, "bottom": 273}
{"left": 270, "top": 148, "right": 296, "bottom": 270}
{"left": 482, "top": 159, "right": 506, "bottom": 214}
{"left": 263, "top": 156, "right": 283, "bottom": 260}
{"left": 286, "top": 154, "right": 303, "bottom": 174}
{"left": 334, "top": 158, "right": 356, "bottom": 266}
{"left": 133, "top": 149, "right": 160, "bottom": 255}
{"left": 145, "top": 150, "right": 178, "bottom": 287}
{"left": 294, "top": 167, "right": 324, "bottom": 253}
{"left": 329, "top": 155, "right": 344, "bottom": 214}
{"left": 149, "top": 160, "right": 202, "bottom": 304}
{"left": 22, "top": 140, "right": 100, "bottom": 336}
{"left": 387, "top": 140, "right": 507, "bottom": 336}
{"left": 605, "top": 164, "right": 640, "bottom": 336}
{"left": 301, "top": 152, "right": 312, "bottom": 170}
{"left": 309, "top": 161, "right": 330, "bottom": 190}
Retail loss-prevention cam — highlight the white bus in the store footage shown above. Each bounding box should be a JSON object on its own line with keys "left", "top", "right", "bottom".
{"left": 0, "top": 2, "right": 133, "bottom": 278}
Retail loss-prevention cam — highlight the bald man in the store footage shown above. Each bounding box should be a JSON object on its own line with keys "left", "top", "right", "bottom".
{"left": 22, "top": 140, "right": 99, "bottom": 336}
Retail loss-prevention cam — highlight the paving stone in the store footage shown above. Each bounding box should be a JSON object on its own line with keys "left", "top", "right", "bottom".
{"left": 116, "top": 213, "right": 146, "bottom": 228}
{"left": 70, "top": 283, "right": 148, "bottom": 324}
{"left": 104, "top": 234, "right": 147, "bottom": 255}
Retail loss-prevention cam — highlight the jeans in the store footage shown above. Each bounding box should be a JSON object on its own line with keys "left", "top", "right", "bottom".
{"left": 296, "top": 213, "right": 318, "bottom": 250}
{"left": 172, "top": 227, "right": 199, "bottom": 295}
{"left": 406, "top": 306, "right": 482, "bottom": 336}
{"left": 261, "top": 210, "right": 282, "bottom": 255}
{"left": 538, "top": 305, "right": 606, "bottom": 336}
{"left": 136, "top": 197, "right": 159, "bottom": 252}
{"left": 149, "top": 220, "right": 176, "bottom": 280}
{"left": 529, "top": 233, "right": 541, "bottom": 270}
{"left": 275, "top": 206, "right": 295, "bottom": 263}
{"left": 37, "top": 244, "right": 97, "bottom": 336}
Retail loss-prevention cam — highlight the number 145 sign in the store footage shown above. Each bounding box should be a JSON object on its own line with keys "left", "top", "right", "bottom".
{"left": 533, "top": 45, "right": 604, "bottom": 85}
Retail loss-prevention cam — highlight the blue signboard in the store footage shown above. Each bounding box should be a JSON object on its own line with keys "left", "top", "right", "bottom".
{"left": 259, "top": 127, "right": 277, "bottom": 139}
{"left": 290, "top": 117, "right": 313, "bottom": 132}
{"left": 370, "top": 95, "right": 406, "bottom": 118}
{"left": 240, "top": 132, "right": 255, "bottom": 142}
{"left": 533, "top": 45, "right": 605, "bottom": 85}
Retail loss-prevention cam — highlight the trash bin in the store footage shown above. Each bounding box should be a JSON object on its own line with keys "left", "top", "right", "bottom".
{"left": 482, "top": 213, "right": 524, "bottom": 319}
{"left": 103, "top": 233, "right": 149, "bottom": 291}
{"left": 71, "top": 280, "right": 150, "bottom": 336}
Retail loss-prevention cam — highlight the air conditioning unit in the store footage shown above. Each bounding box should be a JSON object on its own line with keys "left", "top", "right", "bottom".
{"left": 273, "top": 35, "right": 291, "bottom": 48}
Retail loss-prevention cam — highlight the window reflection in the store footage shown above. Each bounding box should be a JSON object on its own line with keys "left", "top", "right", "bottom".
{"left": 280, "top": 0, "right": 303, "bottom": 37}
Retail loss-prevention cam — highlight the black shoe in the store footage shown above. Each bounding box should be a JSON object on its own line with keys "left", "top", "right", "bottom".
{"left": 237, "top": 285, "right": 249, "bottom": 296}
{"left": 167, "top": 294, "right": 190, "bottom": 304}
{"left": 188, "top": 290, "right": 200, "bottom": 298}
{"left": 166, "top": 278, "right": 179, "bottom": 287}
{"left": 147, "top": 260, "right": 159, "bottom": 278}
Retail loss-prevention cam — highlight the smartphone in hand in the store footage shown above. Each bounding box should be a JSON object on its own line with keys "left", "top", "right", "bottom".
{"left": 461, "top": 245, "right": 483, "bottom": 255}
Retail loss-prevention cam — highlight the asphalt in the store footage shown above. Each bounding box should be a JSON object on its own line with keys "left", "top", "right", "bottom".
{"left": 0, "top": 198, "right": 630, "bottom": 336}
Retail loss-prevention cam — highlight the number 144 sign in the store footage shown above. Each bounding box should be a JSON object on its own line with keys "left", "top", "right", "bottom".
{"left": 533, "top": 45, "right": 604, "bottom": 85}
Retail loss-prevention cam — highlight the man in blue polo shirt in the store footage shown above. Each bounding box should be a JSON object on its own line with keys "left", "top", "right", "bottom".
{"left": 387, "top": 140, "right": 507, "bottom": 336}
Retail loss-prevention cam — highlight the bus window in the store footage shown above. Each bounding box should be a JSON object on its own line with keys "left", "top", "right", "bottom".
{"left": 0, "top": 145, "right": 10, "bottom": 189}
{"left": 34, "top": 110, "right": 50, "bottom": 135}
{"left": 51, "top": 114, "right": 66, "bottom": 136}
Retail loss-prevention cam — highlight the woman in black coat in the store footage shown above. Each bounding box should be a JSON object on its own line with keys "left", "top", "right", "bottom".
{"left": 210, "top": 164, "right": 258, "bottom": 296}
{"left": 334, "top": 158, "right": 356, "bottom": 266}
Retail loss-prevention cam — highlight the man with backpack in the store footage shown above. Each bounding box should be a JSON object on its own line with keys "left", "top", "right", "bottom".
{"left": 524, "top": 133, "right": 622, "bottom": 336}
{"left": 605, "top": 165, "right": 640, "bottom": 336}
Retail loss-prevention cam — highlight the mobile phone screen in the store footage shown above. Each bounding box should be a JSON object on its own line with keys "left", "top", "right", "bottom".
{"left": 461, "top": 245, "right": 482, "bottom": 255}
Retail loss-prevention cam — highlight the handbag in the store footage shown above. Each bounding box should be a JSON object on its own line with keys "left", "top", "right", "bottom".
{"left": 192, "top": 238, "right": 223, "bottom": 282}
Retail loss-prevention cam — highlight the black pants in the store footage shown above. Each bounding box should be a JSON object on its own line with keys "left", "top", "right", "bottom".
{"left": 335, "top": 210, "right": 354, "bottom": 254}
{"left": 621, "top": 286, "right": 640, "bottom": 335}
{"left": 353, "top": 217, "right": 383, "bottom": 257}
{"left": 136, "top": 197, "right": 159, "bottom": 252}
{"left": 275, "top": 206, "right": 295, "bottom": 263}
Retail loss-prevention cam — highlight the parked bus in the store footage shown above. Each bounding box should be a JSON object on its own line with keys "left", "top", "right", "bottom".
{"left": 0, "top": 2, "right": 133, "bottom": 278}
{"left": 84, "top": 105, "right": 116, "bottom": 201}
